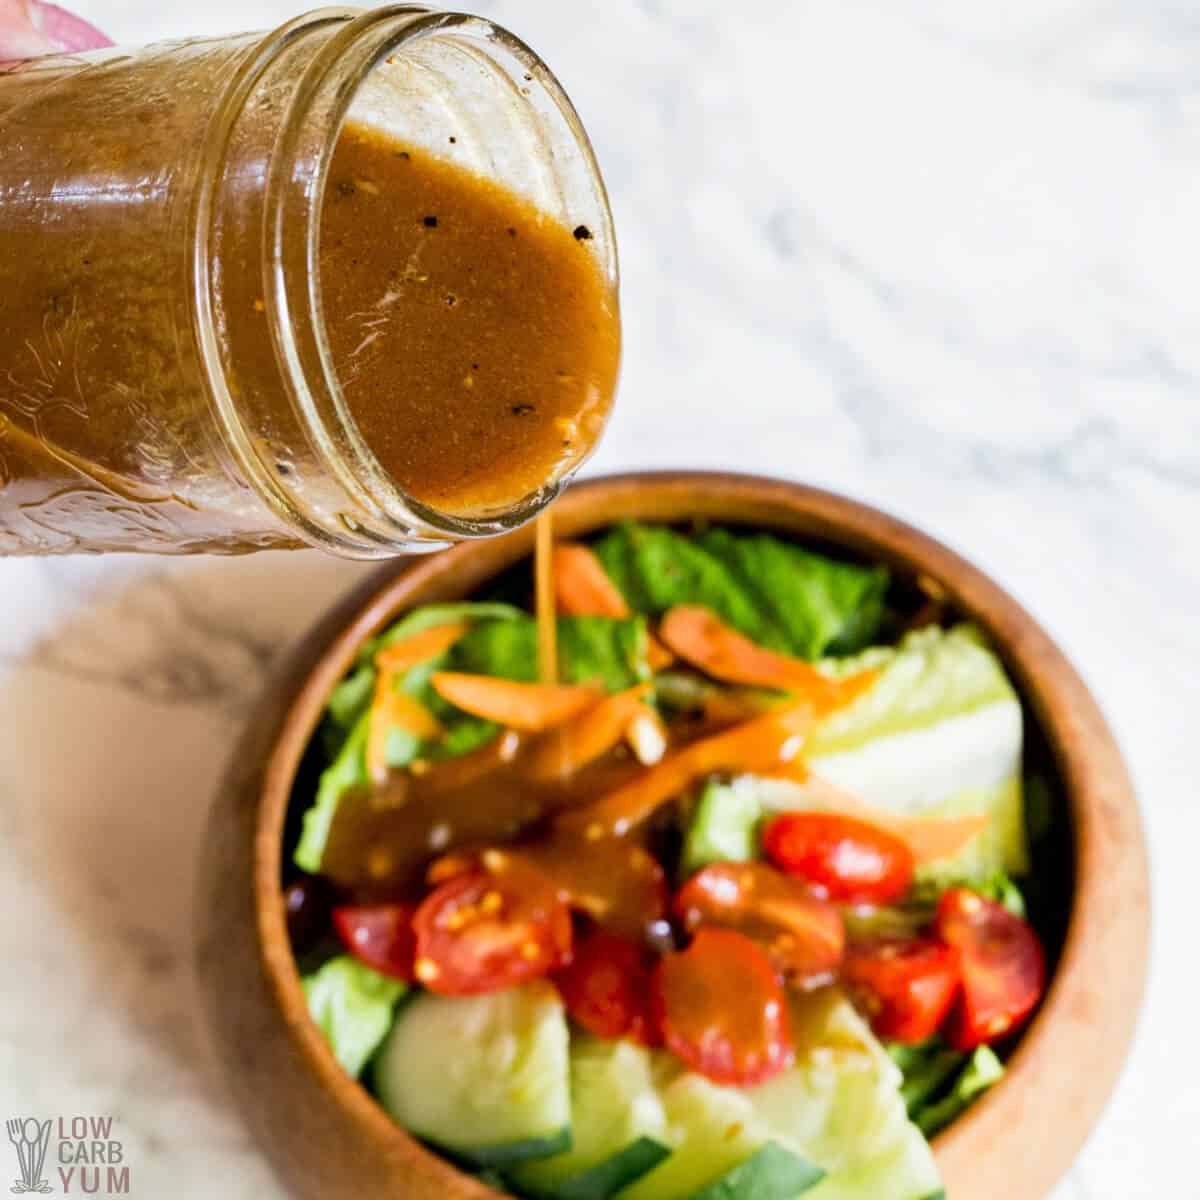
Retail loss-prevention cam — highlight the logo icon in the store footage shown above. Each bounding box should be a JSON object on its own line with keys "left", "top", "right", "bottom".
{"left": 5, "top": 1119, "right": 52, "bottom": 1194}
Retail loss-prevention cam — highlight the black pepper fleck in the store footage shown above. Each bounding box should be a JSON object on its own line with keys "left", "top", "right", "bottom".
{"left": 423, "top": 215, "right": 438, "bottom": 228}
{"left": 523, "top": 72, "right": 533, "bottom": 82}
{"left": 507, "top": 227, "right": 517, "bottom": 237}
{"left": 573, "top": 225, "right": 593, "bottom": 241}
{"left": 395, "top": 149, "right": 411, "bottom": 160}
{"left": 448, "top": 136, "right": 457, "bottom": 144}
{"left": 337, "top": 180, "right": 356, "bottom": 197}
{"left": 446, "top": 295, "right": 457, "bottom": 306}
{"left": 511, "top": 404, "right": 536, "bottom": 416}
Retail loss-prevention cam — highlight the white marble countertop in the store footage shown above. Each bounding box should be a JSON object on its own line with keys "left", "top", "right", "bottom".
{"left": 1, "top": 2, "right": 1194, "bottom": 1197}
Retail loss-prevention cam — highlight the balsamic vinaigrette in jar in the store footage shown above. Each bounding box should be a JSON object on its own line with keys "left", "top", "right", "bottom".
{"left": 319, "top": 123, "right": 620, "bottom": 518}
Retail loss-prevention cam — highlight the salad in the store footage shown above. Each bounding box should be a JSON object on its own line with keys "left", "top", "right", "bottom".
{"left": 285, "top": 519, "right": 1054, "bottom": 1200}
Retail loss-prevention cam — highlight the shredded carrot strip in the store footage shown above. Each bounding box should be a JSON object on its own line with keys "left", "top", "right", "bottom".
{"left": 558, "top": 698, "right": 814, "bottom": 838}
{"left": 535, "top": 511, "right": 558, "bottom": 685}
{"left": 798, "top": 772, "right": 990, "bottom": 865}
{"left": 431, "top": 671, "right": 602, "bottom": 731}
{"left": 659, "top": 606, "right": 875, "bottom": 714}
{"left": 525, "top": 684, "right": 652, "bottom": 782}
{"left": 366, "top": 675, "right": 443, "bottom": 783}
{"left": 375, "top": 621, "right": 469, "bottom": 673}
{"left": 553, "top": 543, "right": 630, "bottom": 617}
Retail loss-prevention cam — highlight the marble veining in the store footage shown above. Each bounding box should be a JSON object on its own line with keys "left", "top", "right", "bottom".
{"left": 1, "top": 2, "right": 1196, "bottom": 1198}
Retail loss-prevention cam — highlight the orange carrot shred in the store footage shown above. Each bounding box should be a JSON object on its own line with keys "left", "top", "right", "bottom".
{"left": 659, "top": 606, "right": 874, "bottom": 714}
{"left": 431, "top": 671, "right": 602, "bottom": 731}
{"left": 366, "top": 674, "right": 443, "bottom": 783}
{"left": 524, "top": 684, "right": 652, "bottom": 782}
{"left": 553, "top": 543, "right": 631, "bottom": 618}
{"left": 558, "top": 698, "right": 814, "bottom": 838}
{"left": 375, "top": 621, "right": 469, "bottom": 673}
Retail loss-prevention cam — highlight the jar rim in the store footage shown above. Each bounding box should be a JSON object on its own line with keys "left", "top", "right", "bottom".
{"left": 194, "top": 5, "right": 619, "bottom": 558}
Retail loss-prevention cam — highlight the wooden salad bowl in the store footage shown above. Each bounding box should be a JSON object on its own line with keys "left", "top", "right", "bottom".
{"left": 197, "top": 471, "right": 1149, "bottom": 1200}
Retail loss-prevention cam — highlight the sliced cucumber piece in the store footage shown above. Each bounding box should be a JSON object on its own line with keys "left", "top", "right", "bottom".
{"left": 616, "top": 1073, "right": 765, "bottom": 1200}
{"left": 747, "top": 990, "right": 942, "bottom": 1200}
{"left": 374, "top": 981, "right": 571, "bottom": 1167}
{"left": 532, "top": 1138, "right": 670, "bottom": 1200}
{"left": 690, "top": 1142, "right": 824, "bottom": 1200}
{"left": 511, "top": 1037, "right": 669, "bottom": 1198}
{"left": 681, "top": 778, "right": 762, "bottom": 875}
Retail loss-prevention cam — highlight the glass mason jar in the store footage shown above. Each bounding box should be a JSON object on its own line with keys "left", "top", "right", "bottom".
{"left": 0, "top": 6, "right": 618, "bottom": 556}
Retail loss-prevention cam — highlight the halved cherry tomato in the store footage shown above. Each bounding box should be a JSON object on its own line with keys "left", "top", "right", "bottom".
{"left": 652, "top": 927, "right": 793, "bottom": 1086}
{"left": 843, "top": 938, "right": 961, "bottom": 1044}
{"left": 332, "top": 903, "right": 417, "bottom": 982}
{"left": 412, "top": 869, "right": 572, "bottom": 996}
{"left": 674, "top": 861, "right": 844, "bottom": 985}
{"left": 936, "top": 888, "right": 1045, "bottom": 1049}
{"left": 554, "top": 930, "right": 659, "bottom": 1045}
{"left": 763, "top": 812, "right": 914, "bottom": 905}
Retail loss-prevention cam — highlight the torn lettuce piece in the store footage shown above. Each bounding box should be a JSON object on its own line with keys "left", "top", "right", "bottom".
{"left": 451, "top": 615, "right": 651, "bottom": 692}
{"left": 695, "top": 527, "right": 889, "bottom": 658}
{"left": 913, "top": 1047, "right": 1004, "bottom": 1138}
{"left": 302, "top": 955, "right": 407, "bottom": 1078}
{"left": 295, "top": 714, "right": 371, "bottom": 873}
{"left": 753, "top": 624, "right": 1027, "bottom": 879}
{"left": 591, "top": 522, "right": 888, "bottom": 660}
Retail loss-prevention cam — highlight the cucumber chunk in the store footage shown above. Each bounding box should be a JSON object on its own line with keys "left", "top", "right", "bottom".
{"left": 536, "top": 1138, "right": 671, "bottom": 1200}
{"left": 615, "top": 1073, "right": 765, "bottom": 1200}
{"left": 374, "top": 981, "right": 571, "bottom": 1167}
{"left": 511, "top": 1037, "right": 670, "bottom": 1198}
{"left": 681, "top": 778, "right": 762, "bottom": 875}
{"left": 747, "top": 991, "right": 942, "bottom": 1200}
{"left": 689, "top": 1142, "right": 824, "bottom": 1200}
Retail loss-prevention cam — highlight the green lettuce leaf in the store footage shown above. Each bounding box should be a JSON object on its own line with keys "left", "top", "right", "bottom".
{"left": 696, "top": 527, "right": 889, "bottom": 658}
{"left": 591, "top": 522, "right": 888, "bottom": 660}
{"left": 757, "top": 624, "right": 1028, "bottom": 879}
{"left": 302, "top": 955, "right": 407, "bottom": 1078}
{"left": 450, "top": 615, "right": 651, "bottom": 692}
{"left": 913, "top": 1047, "right": 1004, "bottom": 1138}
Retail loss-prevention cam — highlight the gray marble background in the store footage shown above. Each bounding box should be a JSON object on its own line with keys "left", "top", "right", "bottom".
{"left": 1, "top": 2, "right": 1195, "bottom": 1197}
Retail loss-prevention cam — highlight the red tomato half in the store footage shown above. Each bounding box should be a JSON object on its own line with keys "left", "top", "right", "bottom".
{"left": 763, "top": 812, "right": 914, "bottom": 905}
{"left": 412, "top": 869, "right": 572, "bottom": 996}
{"left": 843, "top": 938, "right": 960, "bottom": 1044}
{"left": 332, "top": 903, "right": 417, "bottom": 981}
{"left": 674, "top": 861, "right": 844, "bottom": 985}
{"left": 554, "top": 930, "right": 659, "bottom": 1045}
{"left": 936, "top": 888, "right": 1045, "bottom": 1049}
{"left": 652, "top": 927, "right": 793, "bottom": 1086}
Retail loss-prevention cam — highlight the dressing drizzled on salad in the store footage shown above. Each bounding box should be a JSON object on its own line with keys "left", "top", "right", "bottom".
{"left": 289, "top": 519, "right": 1051, "bottom": 1200}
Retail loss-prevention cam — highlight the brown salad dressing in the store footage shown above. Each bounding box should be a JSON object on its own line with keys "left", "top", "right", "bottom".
{"left": 320, "top": 123, "right": 620, "bottom": 517}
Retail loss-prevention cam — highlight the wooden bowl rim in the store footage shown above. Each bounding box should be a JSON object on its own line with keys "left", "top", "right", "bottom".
{"left": 250, "top": 470, "right": 1150, "bottom": 1198}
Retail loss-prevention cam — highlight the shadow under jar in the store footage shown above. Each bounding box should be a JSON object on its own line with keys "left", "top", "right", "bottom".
{"left": 0, "top": 6, "right": 619, "bottom": 555}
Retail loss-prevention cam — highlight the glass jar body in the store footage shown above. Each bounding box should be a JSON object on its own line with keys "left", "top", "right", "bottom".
{"left": 0, "top": 7, "right": 618, "bottom": 556}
